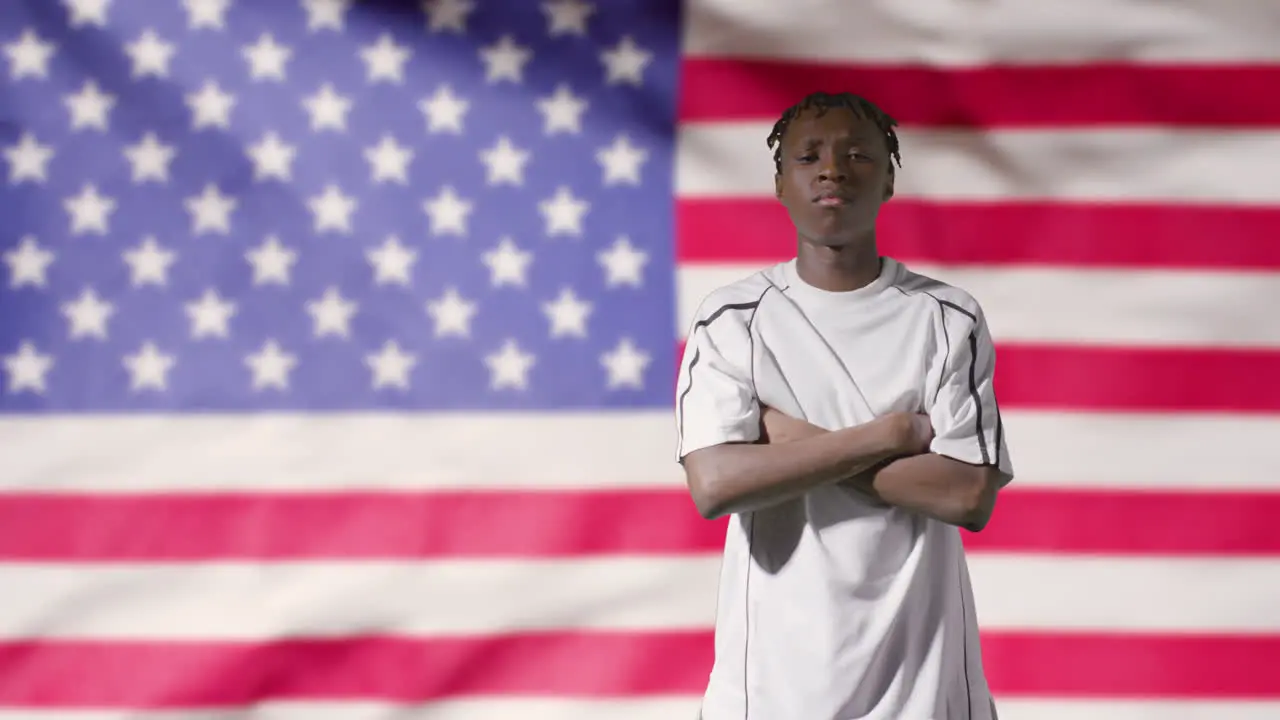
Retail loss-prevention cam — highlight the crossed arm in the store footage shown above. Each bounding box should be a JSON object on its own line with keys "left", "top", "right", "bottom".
{"left": 681, "top": 407, "right": 1008, "bottom": 532}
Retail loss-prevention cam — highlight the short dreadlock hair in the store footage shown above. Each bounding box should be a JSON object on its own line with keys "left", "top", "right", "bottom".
{"left": 766, "top": 92, "right": 902, "bottom": 174}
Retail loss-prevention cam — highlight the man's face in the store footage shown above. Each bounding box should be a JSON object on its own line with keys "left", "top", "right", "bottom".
{"left": 774, "top": 106, "right": 895, "bottom": 248}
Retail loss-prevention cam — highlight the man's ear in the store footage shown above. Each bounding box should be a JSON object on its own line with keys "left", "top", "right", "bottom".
{"left": 774, "top": 172, "right": 783, "bottom": 200}
{"left": 882, "top": 165, "right": 895, "bottom": 202}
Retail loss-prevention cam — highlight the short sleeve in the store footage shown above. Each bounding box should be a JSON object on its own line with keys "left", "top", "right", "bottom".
{"left": 927, "top": 303, "right": 1014, "bottom": 479}
{"left": 674, "top": 306, "right": 760, "bottom": 461}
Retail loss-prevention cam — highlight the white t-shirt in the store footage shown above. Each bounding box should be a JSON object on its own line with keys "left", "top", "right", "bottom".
{"left": 676, "top": 257, "right": 1014, "bottom": 720}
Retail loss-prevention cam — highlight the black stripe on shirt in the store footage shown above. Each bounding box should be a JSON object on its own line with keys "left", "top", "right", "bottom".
{"left": 677, "top": 289, "right": 776, "bottom": 455}
{"left": 966, "top": 330, "right": 991, "bottom": 465}
{"left": 918, "top": 290, "right": 991, "bottom": 466}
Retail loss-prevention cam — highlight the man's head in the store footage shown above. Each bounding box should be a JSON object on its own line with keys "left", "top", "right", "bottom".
{"left": 767, "top": 92, "right": 901, "bottom": 248}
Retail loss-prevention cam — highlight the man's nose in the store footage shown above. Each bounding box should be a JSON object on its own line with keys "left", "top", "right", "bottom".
{"left": 817, "top": 155, "right": 848, "bottom": 183}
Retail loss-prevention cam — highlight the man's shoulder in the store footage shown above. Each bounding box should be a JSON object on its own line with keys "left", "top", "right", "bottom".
{"left": 892, "top": 260, "right": 984, "bottom": 321}
{"left": 686, "top": 263, "right": 788, "bottom": 331}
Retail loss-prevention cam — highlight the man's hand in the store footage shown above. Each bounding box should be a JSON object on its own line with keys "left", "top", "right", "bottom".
{"left": 895, "top": 412, "right": 935, "bottom": 455}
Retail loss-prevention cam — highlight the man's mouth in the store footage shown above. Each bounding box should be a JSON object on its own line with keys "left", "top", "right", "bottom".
{"left": 814, "top": 193, "right": 850, "bottom": 207}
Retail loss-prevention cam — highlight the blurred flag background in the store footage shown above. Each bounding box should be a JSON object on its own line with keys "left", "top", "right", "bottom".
{"left": 2, "top": 0, "right": 1278, "bottom": 718}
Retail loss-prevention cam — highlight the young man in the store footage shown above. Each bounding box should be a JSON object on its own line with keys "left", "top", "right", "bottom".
{"left": 675, "top": 92, "right": 1014, "bottom": 720}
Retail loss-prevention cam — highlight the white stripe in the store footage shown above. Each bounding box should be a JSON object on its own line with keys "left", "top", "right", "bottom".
{"left": 4, "top": 699, "right": 1278, "bottom": 720}
{"left": 684, "top": 0, "right": 1280, "bottom": 63}
{"left": 3, "top": 555, "right": 1278, "bottom": 639}
{"left": 969, "top": 555, "right": 1280, "bottom": 632}
{"left": 4, "top": 411, "right": 1280, "bottom": 491}
{"left": 676, "top": 123, "right": 1280, "bottom": 204}
{"left": 0, "top": 699, "right": 704, "bottom": 720}
{"left": 993, "top": 411, "right": 1280, "bottom": 490}
{"left": 997, "top": 700, "right": 1280, "bottom": 720}
{"left": 0, "top": 557, "right": 720, "bottom": 640}
{"left": 677, "top": 264, "right": 1280, "bottom": 349}
{"left": 0, "top": 412, "right": 685, "bottom": 491}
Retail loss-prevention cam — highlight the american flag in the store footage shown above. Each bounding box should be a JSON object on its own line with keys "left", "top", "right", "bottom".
{"left": 1, "top": 0, "right": 1277, "bottom": 718}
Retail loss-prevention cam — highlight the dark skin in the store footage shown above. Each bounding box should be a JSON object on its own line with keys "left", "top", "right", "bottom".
{"left": 681, "top": 104, "right": 1009, "bottom": 530}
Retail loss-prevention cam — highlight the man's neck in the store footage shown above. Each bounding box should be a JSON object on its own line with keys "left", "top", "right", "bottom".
{"left": 794, "top": 237, "right": 881, "bottom": 292}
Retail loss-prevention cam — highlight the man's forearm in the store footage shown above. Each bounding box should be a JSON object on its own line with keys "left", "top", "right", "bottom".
{"left": 759, "top": 409, "right": 1002, "bottom": 531}
{"left": 681, "top": 418, "right": 909, "bottom": 519}
{"left": 848, "top": 453, "right": 1001, "bottom": 531}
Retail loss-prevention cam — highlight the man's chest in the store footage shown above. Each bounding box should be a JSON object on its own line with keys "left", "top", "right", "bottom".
{"left": 750, "top": 299, "right": 939, "bottom": 428}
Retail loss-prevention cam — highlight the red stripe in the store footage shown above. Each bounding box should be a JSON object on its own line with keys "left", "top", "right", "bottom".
{"left": 967, "top": 490, "right": 1280, "bottom": 555}
{"left": 0, "top": 633, "right": 712, "bottom": 707}
{"left": 677, "top": 198, "right": 1280, "bottom": 270}
{"left": 2, "top": 633, "right": 1276, "bottom": 705}
{"left": 680, "top": 59, "right": 1280, "bottom": 127}
{"left": 982, "top": 633, "right": 1280, "bottom": 697}
{"left": 4, "top": 488, "right": 1278, "bottom": 560}
{"left": 678, "top": 341, "right": 1280, "bottom": 413}
{"left": 994, "top": 344, "right": 1280, "bottom": 413}
{"left": 0, "top": 490, "right": 722, "bottom": 560}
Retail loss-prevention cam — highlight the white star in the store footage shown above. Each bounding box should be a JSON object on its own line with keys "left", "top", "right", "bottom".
{"left": 64, "top": 80, "right": 115, "bottom": 132}
{"left": 425, "top": 287, "right": 477, "bottom": 338}
{"left": 479, "top": 136, "right": 530, "bottom": 186}
{"left": 124, "top": 29, "right": 175, "bottom": 79}
{"left": 542, "top": 287, "right": 592, "bottom": 338}
{"left": 597, "top": 235, "right": 647, "bottom": 288}
{"left": 185, "top": 79, "right": 235, "bottom": 130}
{"left": 61, "top": 287, "right": 114, "bottom": 340}
{"left": 423, "top": 186, "right": 473, "bottom": 237}
{"left": 303, "top": 0, "right": 351, "bottom": 31}
{"left": 366, "top": 235, "right": 417, "bottom": 287}
{"left": 3, "top": 341, "right": 53, "bottom": 395}
{"left": 242, "top": 33, "right": 292, "bottom": 81}
{"left": 245, "top": 131, "right": 296, "bottom": 182}
{"left": 481, "top": 236, "right": 532, "bottom": 288}
{"left": 306, "top": 286, "right": 358, "bottom": 339}
{"left": 538, "top": 186, "right": 589, "bottom": 237}
{"left": 4, "top": 236, "right": 54, "bottom": 289}
{"left": 245, "top": 235, "right": 297, "bottom": 286}
{"left": 423, "top": 0, "right": 474, "bottom": 33}
{"left": 484, "top": 339, "right": 535, "bottom": 391}
{"left": 542, "top": 0, "right": 594, "bottom": 36}
{"left": 184, "top": 184, "right": 236, "bottom": 235}
{"left": 184, "top": 288, "right": 236, "bottom": 339}
{"left": 364, "top": 134, "right": 413, "bottom": 184}
{"left": 65, "top": 0, "right": 111, "bottom": 28}
{"left": 596, "top": 133, "right": 648, "bottom": 186}
{"left": 479, "top": 35, "right": 532, "bottom": 84}
{"left": 122, "top": 236, "right": 176, "bottom": 287}
{"left": 307, "top": 184, "right": 357, "bottom": 234}
{"left": 64, "top": 184, "right": 115, "bottom": 235}
{"left": 365, "top": 340, "right": 416, "bottom": 390}
{"left": 536, "top": 84, "right": 588, "bottom": 135}
{"left": 183, "top": 0, "right": 231, "bottom": 30}
{"left": 122, "top": 341, "right": 176, "bottom": 392}
{"left": 601, "top": 337, "right": 651, "bottom": 390}
{"left": 122, "top": 132, "right": 176, "bottom": 184}
{"left": 600, "top": 35, "right": 651, "bottom": 86}
{"left": 245, "top": 339, "right": 296, "bottom": 391}
{"left": 4, "top": 132, "right": 54, "bottom": 184}
{"left": 4, "top": 29, "right": 56, "bottom": 80}
{"left": 418, "top": 85, "right": 468, "bottom": 133}
{"left": 360, "top": 33, "right": 411, "bottom": 84}
{"left": 302, "top": 83, "right": 352, "bottom": 132}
